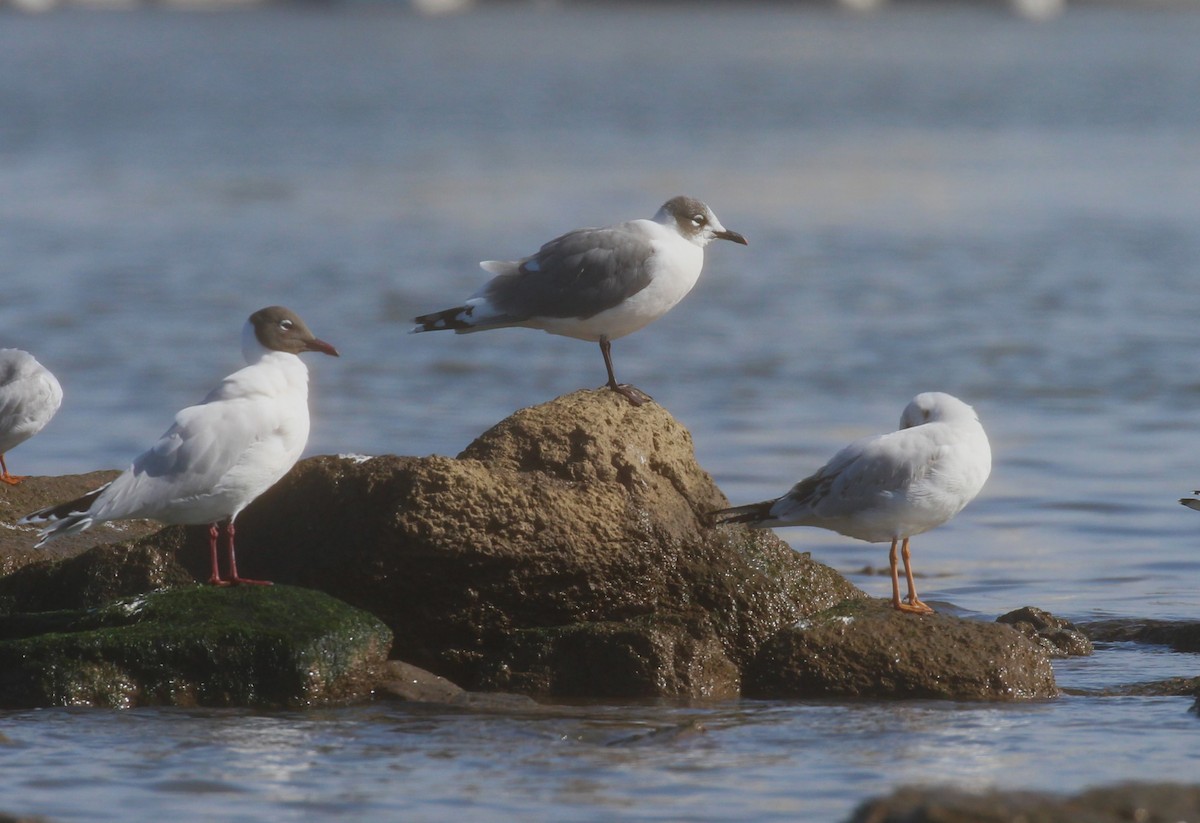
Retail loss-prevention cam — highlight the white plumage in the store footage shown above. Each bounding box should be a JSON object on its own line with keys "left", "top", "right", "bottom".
{"left": 20, "top": 306, "right": 338, "bottom": 586}
{"left": 713, "top": 392, "right": 992, "bottom": 614}
{"left": 0, "top": 349, "right": 63, "bottom": 485}
{"left": 412, "top": 195, "right": 747, "bottom": 404}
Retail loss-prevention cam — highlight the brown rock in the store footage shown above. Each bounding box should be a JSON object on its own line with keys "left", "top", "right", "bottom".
{"left": 0, "top": 542, "right": 192, "bottom": 615}
{"left": 175, "top": 389, "right": 866, "bottom": 696}
{"left": 997, "top": 605, "right": 1093, "bottom": 657}
{"left": 847, "top": 783, "right": 1200, "bottom": 823}
{"left": 377, "top": 660, "right": 465, "bottom": 703}
{"left": 1083, "top": 618, "right": 1200, "bottom": 653}
{"left": 0, "top": 470, "right": 163, "bottom": 577}
{"left": 745, "top": 598, "right": 1058, "bottom": 700}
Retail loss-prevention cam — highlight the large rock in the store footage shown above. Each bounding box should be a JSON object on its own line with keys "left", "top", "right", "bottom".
{"left": 0, "top": 390, "right": 1061, "bottom": 702}
{"left": 0, "top": 585, "right": 391, "bottom": 709}
{"left": 745, "top": 598, "right": 1058, "bottom": 700}
{"left": 179, "top": 389, "right": 864, "bottom": 697}
{"left": 847, "top": 783, "right": 1200, "bottom": 823}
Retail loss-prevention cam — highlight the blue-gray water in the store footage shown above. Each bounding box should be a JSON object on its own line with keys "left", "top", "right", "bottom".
{"left": 2, "top": 3, "right": 1200, "bottom": 820}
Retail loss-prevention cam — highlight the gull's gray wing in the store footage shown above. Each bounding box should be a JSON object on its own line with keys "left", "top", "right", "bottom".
{"left": 771, "top": 431, "right": 930, "bottom": 523}
{"left": 480, "top": 224, "right": 656, "bottom": 320}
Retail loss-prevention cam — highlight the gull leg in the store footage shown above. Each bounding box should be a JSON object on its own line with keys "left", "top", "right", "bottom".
{"left": 0, "top": 454, "right": 24, "bottom": 486}
{"left": 598, "top": 338, "right": 651, "bottom": 406}
{"left": 225, "top": 520, "right": 272, "bottom": 586}
{"left": 899, "top": 537, "right": 934, "bottom": 615}
{"left": 888, "top": 537, "right": 903, "bottom": 609}
{"left": 208, "top": 523, "right": 229, "bottom": 586}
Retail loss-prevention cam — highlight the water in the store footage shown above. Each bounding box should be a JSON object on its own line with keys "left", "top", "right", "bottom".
{"left": 1, "top": 3, "right": 1200, "bottom": 820}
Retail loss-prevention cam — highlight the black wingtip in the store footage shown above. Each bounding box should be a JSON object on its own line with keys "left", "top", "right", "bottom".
{"left": 412, "top": 306, "right": 473, "bottom": 333}
{"left": 709, "top": 501, "right": 773, "bottom": 527}
{"left": 20, "top": 485, "right": 106, "bottom": 525}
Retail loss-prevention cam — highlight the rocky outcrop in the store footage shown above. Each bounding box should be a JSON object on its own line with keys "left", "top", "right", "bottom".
{"left": 0, "top": 585, "right": 391, "bottom": 709}
{"left": 180, "top": 389, "right": 865, "bottom": 697}
{"left": 847, "top": 783, "right": 1200, "bottom": 823}
{"left": 745, "top": 598, "right": 1058, "bottom": 700}
{"left": 1, "top": 390, "right": 1060, "bottom": 703}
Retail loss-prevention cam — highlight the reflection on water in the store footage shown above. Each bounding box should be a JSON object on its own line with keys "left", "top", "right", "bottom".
{"left": 2, "top": 2, "right": 1200, "bottom": 820}
{"left": 3, "top": 686, "right": 1198, "bottom": 822}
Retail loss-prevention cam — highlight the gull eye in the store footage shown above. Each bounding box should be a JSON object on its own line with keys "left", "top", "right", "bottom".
{"left": 280, "top": 319, "right": 295, "bottom": 331}
{"left": 691, "top": 213, "right": 706, "bottom": 227}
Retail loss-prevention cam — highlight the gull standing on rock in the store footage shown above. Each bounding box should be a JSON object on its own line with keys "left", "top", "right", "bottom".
{"left": 412, "top": 196, "right": 747, "bottom": 405}
{"left": 20, "top": 306, "right": 338, "bottom": 586}
{"left": 711, "top": 392, "right": 992, "bottom": 614}
{"left": 0, "top": 349, "right": 63, "bottom": 485}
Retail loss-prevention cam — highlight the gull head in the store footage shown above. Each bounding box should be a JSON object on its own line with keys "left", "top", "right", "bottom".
{"left": 655, "top": 196, "right": 748, "bottom": 248}
{"left": 245, "top": 305, "right": 340, "bottom": 361}
{"left": 899, "top": 392, "right": 979, "bottom": 430}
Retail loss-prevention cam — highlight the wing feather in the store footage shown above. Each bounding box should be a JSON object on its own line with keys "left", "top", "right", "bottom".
{"left": 481, "top": 223, "right": 656, "bottom": 320}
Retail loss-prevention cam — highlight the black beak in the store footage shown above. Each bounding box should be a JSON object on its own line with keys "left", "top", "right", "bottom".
{"left": 715, "top": 229, "right": 748, "bottom": 245}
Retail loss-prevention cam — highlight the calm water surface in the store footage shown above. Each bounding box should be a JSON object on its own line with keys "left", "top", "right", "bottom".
{"left": 2, "top": 3, "right": 1200, "bottom": 820}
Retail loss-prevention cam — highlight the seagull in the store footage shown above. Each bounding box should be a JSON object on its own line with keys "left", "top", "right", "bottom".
{"left": 0, "top": 349, "right": 63, "bottom": 485}
{"left": 711, "top": 392, "right": 992, "bottom": 615}
{"left": 411, "top": 196, "right": 747, "bottom": 405}
{"left": 20, "top": 306, "right": 338, "bottom": 587}
{"left": 1180, "top": 494, "right": 1200, "bottom": 512}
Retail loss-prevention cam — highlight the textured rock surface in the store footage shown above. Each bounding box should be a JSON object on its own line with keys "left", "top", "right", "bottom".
{"left": 0, "top": 470, "right": 161, "bottom": 575}
{"left": 847, "top": 783, "right": 1200, "bottom": 823}
{"left": 0, "top": 390, "right": 1064, "bottom": 703}
{"left": 1083, "top": 617, "right": 1200, "bottom": 653}
{"left": 745, "top": 598, "right": 1058, "bottom": 700}
{"left": 997, "top": 605, "right": 1093, "bottom": 657}
{"left": 0, "top": 585, "right": 392, "bottom": 709}
{"left": 177, "top": 390, "right": 865, "bottom": 696}
{"left": 0, "top": 542, "right": 192, "bottom": 615}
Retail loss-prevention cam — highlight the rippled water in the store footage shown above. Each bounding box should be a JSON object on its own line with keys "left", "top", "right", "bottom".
{"left": 2, "top": 3, "right": 1200, "bottom": 820}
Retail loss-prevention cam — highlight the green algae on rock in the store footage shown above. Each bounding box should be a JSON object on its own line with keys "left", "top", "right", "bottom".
{"left": 0, "top": 585, "right": 392, "bottom": 709}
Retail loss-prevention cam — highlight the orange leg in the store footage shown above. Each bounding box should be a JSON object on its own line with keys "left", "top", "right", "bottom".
{"left": 899, "top": 537, "right": 934, "bottom": 615}
{"left": 0, "top": 454, "right": 25, "bottom": 486}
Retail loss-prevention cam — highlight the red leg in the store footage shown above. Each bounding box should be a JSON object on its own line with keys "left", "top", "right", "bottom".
{"left": 207, "top": 523, "right": 229, "bottom": 586}
{"left": 225, "top": 520, "right": 271, "bottom": 586}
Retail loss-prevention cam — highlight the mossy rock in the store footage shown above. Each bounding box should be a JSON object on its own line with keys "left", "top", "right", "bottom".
{"left": 0, "top": 585, "right": 392, "bottom": 709}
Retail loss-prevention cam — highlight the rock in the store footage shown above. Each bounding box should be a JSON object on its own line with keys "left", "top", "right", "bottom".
{"left": 997, "top": 606, "right": 1093, "bottom": 657}
{"left": 0, "top": 585, "right": 392, "bottom": 709}
{"left": 377, "top": 660, "right": 465, "bottom": 703}
{"left": 376, "top": 660, "right": 542, "bottom": 710}
{"left": 1064, "top": 676, "right": 1200, "bottom": 698}
{"left": 745, "top": 598, "right": 1058, "bottom": 700}
{"left": 480, "top": 613, "right": 742, "bottom": 699}
{"left": 1083, "top": 618, "right": 1200, "bottom": 653}
{"left": 0, "top": 471, "right": 167, "bottom": 578}
{"left": 846, "top": 783, "right": 1200, "bottom": 823}
{"left": 173, "top": 389, "right": 865, "bottom": 697}
{"left": 0, "top": 542, "right": 192, "bottom": 616}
